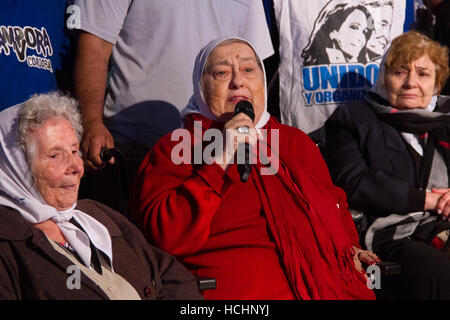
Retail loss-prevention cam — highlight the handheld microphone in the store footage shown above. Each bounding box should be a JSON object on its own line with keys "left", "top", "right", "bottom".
{"left": 233, "top": 100, "right": 255, "bottom": 182}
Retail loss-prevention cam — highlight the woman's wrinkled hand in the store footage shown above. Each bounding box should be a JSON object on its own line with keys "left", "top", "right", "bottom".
{"left": 352, "top": 245, "right": 380, "bottom": 278}
{"left": 213, "top": 113, "right": 259, "bottom": 170}
{"left": 431, "top": 188, "right": 450, "bottom": 220}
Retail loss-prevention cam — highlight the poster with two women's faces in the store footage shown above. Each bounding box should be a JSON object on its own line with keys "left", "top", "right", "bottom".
{"left": 274, "top": 0, "right": 420, "bottom": 136}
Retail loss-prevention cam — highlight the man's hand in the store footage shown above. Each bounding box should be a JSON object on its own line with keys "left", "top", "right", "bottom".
{"left": 74, "top": 32, "right": 114, "bottom": 171}
{"left": 82, "top": 120, "right": 115, "bottom": 170}
{"left": 431, "top": 188, "right": 450, "bottom": 220}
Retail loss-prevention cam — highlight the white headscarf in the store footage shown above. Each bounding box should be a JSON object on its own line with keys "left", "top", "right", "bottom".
{"left": 369, "top": 51, "right": 438, "bottom": 156}
{"left": 0, "top": 103, "right": 113, "bottom": 269}
{"left": 180, "top": 36, "right": 271, "bottom": 129}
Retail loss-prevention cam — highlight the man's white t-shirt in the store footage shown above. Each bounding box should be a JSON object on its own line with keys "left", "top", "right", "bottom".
{"left": 70, "top": 0, "right": 274, "bottom": 152}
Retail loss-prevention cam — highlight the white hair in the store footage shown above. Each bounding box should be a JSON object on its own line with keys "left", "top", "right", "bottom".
{"left": 18, "top": 92, "right": 83, "bottom": 166}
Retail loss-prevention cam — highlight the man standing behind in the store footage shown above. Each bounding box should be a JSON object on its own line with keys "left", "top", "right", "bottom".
{"left": 71, "top": 0, "right": 273, "bottom": 171}
{"left": 69, "top": 0, "right": 274, "bottom": 211}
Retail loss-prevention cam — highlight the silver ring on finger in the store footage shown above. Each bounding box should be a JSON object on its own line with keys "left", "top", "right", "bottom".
{"left": 236, "top": 126, "right": 249, "bottom": 134}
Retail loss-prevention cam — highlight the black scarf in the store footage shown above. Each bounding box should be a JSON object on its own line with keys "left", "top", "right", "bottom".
{"left": 367, "top": 92, "right": 450, "bottom": 189}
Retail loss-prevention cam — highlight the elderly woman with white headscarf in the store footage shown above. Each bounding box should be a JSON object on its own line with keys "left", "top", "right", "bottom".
{"left": 0, "top": 92, "right": 202, "bottom": 300}
{"left": 324, "top": 31, "right": 450, "bottom": 299}
{"left": 130, "top": 37, "right": 378, "bottom": 300}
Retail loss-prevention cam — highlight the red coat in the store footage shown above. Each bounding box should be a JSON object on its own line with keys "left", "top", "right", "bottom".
{"left": 131, "top": 115, "right": 374, "bottom": 300}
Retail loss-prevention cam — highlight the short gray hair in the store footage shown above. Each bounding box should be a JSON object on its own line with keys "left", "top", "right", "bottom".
{"left": 18, "top": 92, "right": 83, "bottom": 165}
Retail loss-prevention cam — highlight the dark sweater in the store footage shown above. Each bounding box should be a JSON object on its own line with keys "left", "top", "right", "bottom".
{"left": 0, "top": 199, "right": 203, "bottom": 300}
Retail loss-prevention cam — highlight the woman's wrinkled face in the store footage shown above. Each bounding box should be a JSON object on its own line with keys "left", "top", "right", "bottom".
{"left": 330, "top": 9, "right": 368, "bottom": 61}
{"left": 30, "top": 118, "right": 84, "bottom": 211}
{"left": 201, "top": 41, "right": 265, "bottom": 123}
{"left": 384, "top": 54, "right": 437, "bottom": 109}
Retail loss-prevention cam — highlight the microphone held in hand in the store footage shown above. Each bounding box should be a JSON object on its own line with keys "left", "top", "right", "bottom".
{"left": 233, "top": 100, "right": 255, "bottom": 183}
{"left": 234, "top": 100, "right": 255, "bottom": 123}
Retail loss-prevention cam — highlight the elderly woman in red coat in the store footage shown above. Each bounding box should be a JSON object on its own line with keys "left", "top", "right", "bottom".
{"left": 131, "top": 37, "right": 379, "bottom": 300}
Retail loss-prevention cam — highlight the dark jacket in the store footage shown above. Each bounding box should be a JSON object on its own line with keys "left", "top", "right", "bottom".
{"left": 323, "top": 95, "right": 450, "bottom": 219}
{"left": 0, "top": 199, "right": 203, "bottom": 300}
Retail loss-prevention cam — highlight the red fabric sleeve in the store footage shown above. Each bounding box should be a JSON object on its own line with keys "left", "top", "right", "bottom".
{"left": 130, "top": 136, "right": 235, "bottom": 256}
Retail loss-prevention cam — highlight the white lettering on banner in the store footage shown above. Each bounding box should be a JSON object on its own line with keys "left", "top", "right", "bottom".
{"left": 301, "top": 63, "right": 379, "bottom": 106}
{"left": 27, "top": 54, "right": 53, "bottom": 72}
{"left": 273, "top": 0, "right": 408, "bottom": 133}
{"left": 0, "top": 25, "right": 53, "bottom": 60}
{"left": 0, "top": 25, "right": 54, "bottom": 73}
